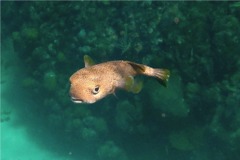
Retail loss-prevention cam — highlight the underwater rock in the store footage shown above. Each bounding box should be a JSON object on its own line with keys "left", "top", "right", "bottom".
{"left": 21, "top": 27, "right": 39, "bottom": 40}
{"left": 185, "top": 82, "right": 201, "bottom": 100}
{"left": 83, "top": 116, "right": 108, "bottom": 134}
{"left": 11, "top": 31, "right": 21, "bottom": 42}
{"left": 62, "top": 114, "right": 108, "bottom": 142}
{"left": 115, "top": 100, "right": 143, "bottom": 133}
{"left": 48, "top": 114, "right": 62, "bottom": 128}
{"left": 134, "top": 42, "right": 143, "bottom": 53}
{"left": 43, "top": 71, "right": 57, "bottom": 91}
{"left": 21, "top": 77, "right": 38, "bottom": 88}
{"left": 231, "top": 128, "right": 240, "bottom": 146}
{"left": 169, "top": 127, "right": 204, "bottom": 151}
{"left": 78, "top": 29, "right": 86, "bottom": 38}
{"left": 57, "top": 51, "right": 66, "bottom": 62}
{"left": 147, "top": 73, "right": 189, "bottom": 117}
{"left": 78, "top": 45, "right": 91, "bottom": 53}
{"left": 93, "top": 118, "right": 108, "bottom": 134}
{"left": 32, "top": 47, "right": 50, "bottom": 61}
{"left": 97, "top": 141, "right": 128, "bottom": 160}
{"left": 72, "top": 106, "right": 91, "bottom": 118}
{"left": 169, "top": 131, "right": 194, "bottom": 151}
{"left": 0, "top": 110, "right": 11, "bottom": 123}
{"left": 81, "top": 127, "right": 97, "bottom": 141}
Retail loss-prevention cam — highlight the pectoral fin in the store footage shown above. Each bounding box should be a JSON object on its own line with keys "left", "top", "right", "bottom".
{"left": 124, "top": 76, "right": 143, "bottom": 94}
{"left": 124, "top": 76, "right": 134, "bottom": 92}
{"left": 131, "top": 80, "right": 143, "bottom": 93}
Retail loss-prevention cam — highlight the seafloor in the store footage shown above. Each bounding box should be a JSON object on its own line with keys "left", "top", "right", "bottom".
{"left": 1, "top": 1, "right": 240, "bottom": 160}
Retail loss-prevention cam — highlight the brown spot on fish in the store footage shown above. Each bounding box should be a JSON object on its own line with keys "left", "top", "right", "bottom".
{"left": 69, "top": 55, "right": 170, "bottom": 104}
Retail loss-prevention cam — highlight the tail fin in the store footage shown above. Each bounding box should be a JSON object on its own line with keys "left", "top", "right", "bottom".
{"left": 153, "top": 69, "right": 170, "bottom": 87}
{"left": 127, "top": 61, "right": 170, "bottom": 87}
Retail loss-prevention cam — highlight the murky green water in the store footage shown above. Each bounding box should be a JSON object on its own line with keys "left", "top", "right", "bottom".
{"left": 1, "top": 1, "right": 240, "bottom": 160}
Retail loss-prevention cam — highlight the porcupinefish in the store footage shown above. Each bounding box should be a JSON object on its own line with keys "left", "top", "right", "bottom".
{"left": 69, "top": 55, "right": 170, "bottom": 104}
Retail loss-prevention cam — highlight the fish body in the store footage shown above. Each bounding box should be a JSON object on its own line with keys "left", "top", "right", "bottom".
{"left": 70, "top": 55, "right": 170, "bottom": 104}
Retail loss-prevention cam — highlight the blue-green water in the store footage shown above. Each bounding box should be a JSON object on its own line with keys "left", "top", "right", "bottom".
{"left": 1, "top": 1, "right": 240, "bottom": 160}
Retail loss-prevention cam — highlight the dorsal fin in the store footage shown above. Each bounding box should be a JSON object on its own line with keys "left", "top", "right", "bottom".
{"left": 84, "top": 55, "right": 95, "bottom": 67}
{"left": 126, "top": 61, "right": 145, "bottom": 73}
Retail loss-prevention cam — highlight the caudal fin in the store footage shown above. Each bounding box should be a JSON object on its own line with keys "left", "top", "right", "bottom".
{"left": 126, "top": 61, "right": 170, "bottom": 87}
{"left": 153, "top": 69, "right": 170, "bottom": 87}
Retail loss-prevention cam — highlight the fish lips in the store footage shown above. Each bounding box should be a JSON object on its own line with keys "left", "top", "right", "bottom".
{"left": 71, "top": 96, "right": 97, "bottom": 104}
{"left": 71, "top": 96, "right": 83, "bottom": 103}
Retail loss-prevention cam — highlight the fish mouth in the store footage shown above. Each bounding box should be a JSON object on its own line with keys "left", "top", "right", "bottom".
{"left": 71, "top": 97, "right": 83, "bottom": 103}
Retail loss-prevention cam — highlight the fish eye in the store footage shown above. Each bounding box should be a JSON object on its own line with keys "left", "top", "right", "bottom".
{"left": 92, "top": 86, "right": 100, "bottom": 95}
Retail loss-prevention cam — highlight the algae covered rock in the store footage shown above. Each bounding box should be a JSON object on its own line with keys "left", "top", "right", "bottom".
{"left": 43, "top": 71, "right": 57, "bottom": 91}
{"left": 21, "top": 77, "right": 38, "bottom": 88}
{"left": 115, "top": 100, "right": 143, "bottom": 133}
{"left": 147, "top": 73, "right": 189, "bottom": 117}
{"left": 97, "top": 141, "right": 128, "bottom": 160}
{"left": 169, "top": 127, "right": 204, "bottom": 151}
{"left": 21, "top": 27, "right": 39, "bottom": 40}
